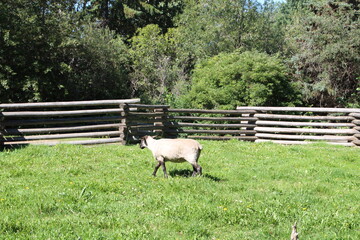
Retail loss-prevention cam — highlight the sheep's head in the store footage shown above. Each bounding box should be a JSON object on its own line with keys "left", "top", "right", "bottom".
{"left": 139, "top": 136, "right": 148, "bottom": 149}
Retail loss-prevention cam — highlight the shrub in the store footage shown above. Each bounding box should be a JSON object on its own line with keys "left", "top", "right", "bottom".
{"left": 62, "top": 24, "right": 131, "bottom": 100}
{"left": 180, "top": 50, "right": 301, "bottom": 109}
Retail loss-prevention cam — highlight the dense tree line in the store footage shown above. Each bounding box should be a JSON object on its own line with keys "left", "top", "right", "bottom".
{"left": 1, "top": 0, "right": 359, "bottom": 107}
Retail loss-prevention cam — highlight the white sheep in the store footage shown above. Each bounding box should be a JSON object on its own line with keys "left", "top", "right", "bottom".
{"left": 139, "top": 135, "right": 203, "bottom": 177}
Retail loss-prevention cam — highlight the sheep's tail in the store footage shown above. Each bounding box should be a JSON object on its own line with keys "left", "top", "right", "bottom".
{"left": 198, "top": 143, "right": 203, "bottom": 150}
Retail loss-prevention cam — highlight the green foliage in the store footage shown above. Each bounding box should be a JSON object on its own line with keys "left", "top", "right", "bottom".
{"left": 0, "top": 0, "right": 77, "bottom": 102}
{"left": 129, "top": 24, "right": 187, "bottom": 104}
{"left": 1, "top": 0, "right": 359, "bottom": 107}
{"left": 181, "top": 51, "right": 301, "bottom": 109}
{"left": 285, "top": 0, "right": 360, "bottom": 107}
{"left": 0, "top": 142, "right": 359, "bottom": 238}
{"left": 175, "top": 0, "right": 285, "bottom": 61}
{"left": 83, "top": 0, "right": 184, "bottom": 38}
{"left": 62, "top": 24, "right": 131, "bottom": 100}
{"left": 0, "top": 1, "right": 131, "bottom": 102}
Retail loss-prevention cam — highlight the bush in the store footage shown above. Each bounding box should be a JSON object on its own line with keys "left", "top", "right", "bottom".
{"left": 129, "top": 24, "right": 188, "bottom": 104}
{"left": 62, "top": 24, "right": 131, "bottom": 100}
{"left": 180, "top": 50, "right": 301, "bottom": 109}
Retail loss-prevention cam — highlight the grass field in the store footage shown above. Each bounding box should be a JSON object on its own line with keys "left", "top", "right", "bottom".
{"left": 0, "top": 141, "right": 359, "bottom": 239}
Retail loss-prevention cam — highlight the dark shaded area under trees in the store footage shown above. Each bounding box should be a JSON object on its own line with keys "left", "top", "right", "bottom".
{"left": 1, "top": 0, "right": 359, "bottom": 108}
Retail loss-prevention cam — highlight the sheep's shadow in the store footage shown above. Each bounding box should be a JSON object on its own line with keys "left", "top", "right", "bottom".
{"left": 169, "top": 169, "right": 223, "bottom": 182}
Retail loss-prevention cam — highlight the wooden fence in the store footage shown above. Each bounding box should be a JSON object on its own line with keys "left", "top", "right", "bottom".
{"left": 125, "top": 104, "right": 257, "bottom": 142}
{"left": 237, "top": 106, "right": 360, "bottom": 147}
{"left": 124, "top": 105, "right": 360, "bottom": 147}
{"left": 0, "top": 99, "right": 140, "bottom": 147}
{"left": 1, "top": 101, "right": 359, "bottom": 147}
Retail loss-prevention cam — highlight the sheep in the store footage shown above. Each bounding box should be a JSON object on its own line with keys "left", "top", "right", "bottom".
{"left": 139, "top": 135, "right": 203, "bottom": 178}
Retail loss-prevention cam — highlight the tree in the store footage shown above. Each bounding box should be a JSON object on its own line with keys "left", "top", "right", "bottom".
{"left": 285, "top": 0, "right": 360, "bottom": 107}
{"left": 0, "top": 0, "right": 78, "bottom": 102}
{"left": 129, "top": 24, "right": 183, "bottom": 103}
{"left": 61, "top": 23, "right": 131, "bottom": 100}
{"left": 180, "top": 50, "right": 301, "bottom": 109}
{"left": 83, "top": 0, "right": 184, "bottom": 38}
{"left": 0, "top": 0, "right": 131, "bottom": 102}
{"left": 174, "top": 0, "right": 284, "bottom": 61}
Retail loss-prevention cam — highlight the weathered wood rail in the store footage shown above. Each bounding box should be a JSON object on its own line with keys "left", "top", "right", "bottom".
{"left": 125, "top": 104, "right": 257, "bottom": 142}
{"left": 237, "top": 106, "right": 360, "bottom": 147}
{"left": 1, "top": 101, "right": 359, "bottom": 147}
{"left": 0, "top": 99, "right": 140, "bottom": 147}
{"left": 125, "top": 105, "right": 359, "bottom": 147}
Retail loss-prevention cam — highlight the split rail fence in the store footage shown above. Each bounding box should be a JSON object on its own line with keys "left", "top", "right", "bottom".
{"left": 238, "top": 106, "right": 360, "bottom": 147}
{"left": 124, "top": 104, "right": 258, "bottom": 142}
{"left": 125, "top": 105, "right": 360, "bottom": 147}
{"left": 0, "top": 99, "right": 140, "bottom": 147}
{"left": 1, "top": 100, "right": 360, "bottom": 147}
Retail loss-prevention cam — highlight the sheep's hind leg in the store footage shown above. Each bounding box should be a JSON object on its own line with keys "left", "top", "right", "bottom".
{"left": 161, "top": 161, "right": 168, "bottom": 178}
{"left": 192, "top": 165, "right": 197, "bottom": 176}
{"left": 197, "top": 165, "right": 202, "bottom": 176}
{"left": 192, "top": 163, "right": 202, "bottom": 177}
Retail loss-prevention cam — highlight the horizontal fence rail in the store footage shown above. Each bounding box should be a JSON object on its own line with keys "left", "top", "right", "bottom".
{"left": 124, "top": 104, "right": 257, "bottom": 142}
{"left": 237, "top": 106, "right": 360, "bottom": 147}
{"left": 237, "top": 106, "right": 360, "bottom": 113}
{"left": 0, "top": 99, "right": 140, "bottom": 108}
{"left": 125, "top": 105, "right": 359, "bottom": 147}
{"left": 1, "top": 102, "right": 359, "bottom": 147}
{"left": 0, "top": 99, "right": 140, "bottom": 147}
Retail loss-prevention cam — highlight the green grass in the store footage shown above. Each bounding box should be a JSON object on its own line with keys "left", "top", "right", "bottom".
{"left": 0, "top": 141, "right": 359, "bottom": 239}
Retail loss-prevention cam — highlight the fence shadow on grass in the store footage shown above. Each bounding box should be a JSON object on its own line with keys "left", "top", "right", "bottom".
{"left": 169, "top": 169, "right": 223, "bottom": 182}
{"left": 1, "top": 144, "right": 29, "bottom": 152}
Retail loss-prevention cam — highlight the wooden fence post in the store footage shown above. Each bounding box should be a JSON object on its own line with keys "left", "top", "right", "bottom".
{"left": 119, "top": 103, "right": 129, "bottom": 145}
{"left": 0, "top": 114, "right": 4, "bottom": 149}
{"left": 241, "top": 110, "right": 257, "bottom": 141}
{"left": 247, "top": 111, "right": 257, "bottom": 140}
{"left": 350, "top": 112, "right": 360, "bottom": 147}
{"left": 154, "top": 106, "right": 168, "bottom": 138}
{"left": 162, "top": 106, "right": 169, "bottom": 137}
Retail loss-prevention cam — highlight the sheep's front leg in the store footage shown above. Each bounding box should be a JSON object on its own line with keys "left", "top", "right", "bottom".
{"left": 152, "top": 162, "right": 161, "bottom": 176}
{"left": 153, "top": 157, "right": 168, "bottom": 178}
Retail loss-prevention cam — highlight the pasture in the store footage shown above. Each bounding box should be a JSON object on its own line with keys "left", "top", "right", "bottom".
{"left": 0, "top": 141, "right": 359, "bottom": 239}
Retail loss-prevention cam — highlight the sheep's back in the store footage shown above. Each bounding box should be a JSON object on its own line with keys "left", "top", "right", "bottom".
{"left": 154, "top": 139, "right": 201, "bottom": 162}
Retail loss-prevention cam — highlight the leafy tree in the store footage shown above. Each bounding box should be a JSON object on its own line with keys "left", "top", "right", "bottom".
{"left": 61, "top": 23, "right": 131, "bottom": 100}
{"left": 174, "top": 0, "right": 284, "bottom": 61}
{"left": 0, "top": 0, "right": 79, "bottom": 102}
{"left": 83, "top": 0, "right": 184, "bottom": 38}
{"left": 180, "top": 50, "right": 301, "bottom": 109}
{"left": 129, "top": 24, "right": 182, "bottom": 103}
{"left": 0, "top": 0, "right": 131, "bottom": 102}
{"left": 126, "top": 0, "right": 290, "bottom": 105}
{"left": 2, "top": 0, "right": 359, "bottom": 109}
{"left": 285, "top": 0, "right": 360, "bottom": 107}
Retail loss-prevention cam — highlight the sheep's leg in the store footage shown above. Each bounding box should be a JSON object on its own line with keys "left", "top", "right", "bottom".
{"left": 197, "top": 165, "right": 202, "bottom": 176}
{"left": 161, "top": 161, "right": 168, "bottom": 178}
{"left": 152, "top": 162, "right": 161, "bottom": 176}
{"left": 154, "top": 157, "right": 168, "bottom": 178}
{"left": 192, "top": 165, "right": 197, "bottom": 176}
{"left": 192, "top": 163, "right": 202, "bottom": 177}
